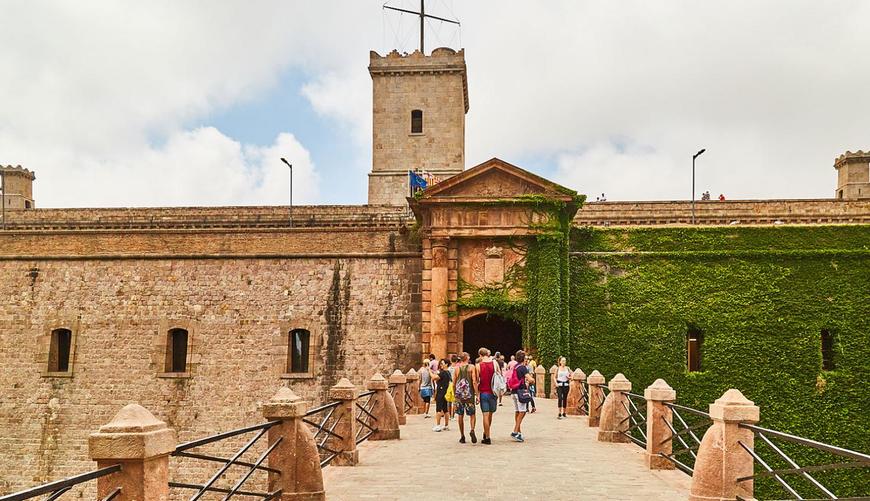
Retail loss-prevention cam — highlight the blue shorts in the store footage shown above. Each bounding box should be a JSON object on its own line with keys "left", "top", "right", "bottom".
{"left": 479, "top": 393, "right": 498, "bottom": 413}
{"left": 455, "top": 401, "right": 476, "bottom": 416}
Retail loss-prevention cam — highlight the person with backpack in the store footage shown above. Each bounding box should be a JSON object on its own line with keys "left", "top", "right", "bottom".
{"left": 555, "top": 356, "right": 572, "bottom": 419}
{"left": 432, "top": 358, "right": 452, "bottom": 432}
{"left": 447, "top": 354, "right": 460, "bottom": 421}
{"left": 453, "top": 352, "right": 478, "bottom": 444}
{"left": 509, "top": 350, "right": 535, "bottom": 442}
{"left": 419, "top": 359, "right": 434, "bottom": 418}
{"left": 476, "top": 347, "right": 505, "bottom": 444}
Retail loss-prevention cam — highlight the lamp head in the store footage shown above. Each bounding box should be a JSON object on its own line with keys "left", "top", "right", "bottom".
{"left": 280, "top": 157, "right": 292, "bottom": 168}
{"left": 694, "top": 149, "right": 706, "bottom": 159}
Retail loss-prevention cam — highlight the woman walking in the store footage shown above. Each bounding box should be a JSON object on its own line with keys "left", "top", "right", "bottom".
{"left": 432, "top": 358, "right": 452, "bottom": 432}
{"left": 555, "top": 356, "right": 572, "bottom": 419}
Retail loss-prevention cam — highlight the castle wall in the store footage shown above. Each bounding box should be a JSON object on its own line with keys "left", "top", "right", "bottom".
{"left": 0, "top": 207, "right": 421, "bottom": 495}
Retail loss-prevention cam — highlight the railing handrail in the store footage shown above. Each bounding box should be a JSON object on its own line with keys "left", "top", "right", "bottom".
{"left": 305, "top": 400, "right": 342, "bottom": 416}
{"left": 664, "top": 401, "right": 710, "bottom": 418}
{"left": 739, "top": 423, "right": 870, "bottom": 462}
{"left": 0, "top": 464, "right": 121, "bottom": 501}
{"left": 173, "top": 420, "right": 282, "bottom": 454}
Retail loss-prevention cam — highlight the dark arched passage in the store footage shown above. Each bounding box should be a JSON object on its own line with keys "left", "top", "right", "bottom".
{"left": 461, "top": 313, "right": 522, "bottom": 358}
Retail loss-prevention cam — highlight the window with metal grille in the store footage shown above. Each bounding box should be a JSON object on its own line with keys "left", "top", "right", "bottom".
{"left": 166, "top": 328, "right": 188, "bottom": 373}
{"left": 821, "top": 329, "right": 835, "bottom": 371}
{"left": 411, "top": 109, "right": 423, "bottom": 134}
{"left": 687, "top": 327, "right": 703, "bottom": 372}
{"left": 288, "top": 329, "right": 310, "bottom": 373}
{"left": 48, "top": 328, "right": 72, "bottom": 372}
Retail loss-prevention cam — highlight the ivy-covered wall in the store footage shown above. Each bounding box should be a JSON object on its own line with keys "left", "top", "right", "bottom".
{"left": 569, "top": 225, "right": 870, "bottom": 497}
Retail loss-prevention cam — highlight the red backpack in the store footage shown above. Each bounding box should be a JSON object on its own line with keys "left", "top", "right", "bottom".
{"left": 507, "top": 365, "right": 521, "bottom": 390}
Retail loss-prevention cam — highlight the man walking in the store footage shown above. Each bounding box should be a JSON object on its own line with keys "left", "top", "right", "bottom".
{"left": 476, "top": 347, "right": 499, "bottom": 444}
{"left": 453, "top": 352, "right": 478, "bottom": 443}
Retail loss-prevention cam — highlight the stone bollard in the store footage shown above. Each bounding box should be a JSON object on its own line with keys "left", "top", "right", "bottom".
{"left": 405, "top": 368, "right": 421, "bottom": 415}
{"left": 328, "top": 378, "right": 359, "bottom": 466}
{"left": 598, "top": 373, "right": 632, "bottom": 442}
{"left": 689, "top": 389, "right": 760, "bottom": 501}
{"left": 366, "top": 373, "right": 401, "bottom": 440}
{"left": 587, "top": 370, "right": 606, "bottom": 427}
{"left": 262, "top": 387, "right": 326, "bottom": 501}
{"left": 566, "top": 368, "right": 586, "bottom": 416}
{"left": 89, "top": 403, "right": 176, "bottom": 501}
{"left": 644, "top": 379, "right": 676, "bottom": 470}
{"left": 534, "top": 365, "right": 547, "bottom": 398}
{"left": 389, "top": 369, "right": 407, "bottom": 425}
{"left": 549, "top": 365, "right": 558, "bottom": 399}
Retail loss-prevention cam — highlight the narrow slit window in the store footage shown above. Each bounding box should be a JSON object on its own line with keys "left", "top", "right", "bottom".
{"left": 821, "top": 329, "right": 835, "bottom": 371}
{"left": 410, "top": 109, "right": 423, "bottom": 134}
{"left": 687, "top": 327, "right": 703, "bottom": 372}
{"left": 288, "top": 329, "right": 310, "bottom": 373}
{"left": 166, "top": 328, "right": 189, "bottom": 373}
{"left": 48, "top": 328, "right": 72, "bottom": 372}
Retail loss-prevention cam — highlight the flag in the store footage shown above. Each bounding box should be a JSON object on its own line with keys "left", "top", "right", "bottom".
{"left": 409, "top": 170, "right": 428, "bottom": 194}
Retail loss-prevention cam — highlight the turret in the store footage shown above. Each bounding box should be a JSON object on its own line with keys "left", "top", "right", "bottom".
{"left": 1, "top": 165, "right": 36, "bottom": 209}
{"left": 834, "top": 151, "right": 870, "bottom": 200}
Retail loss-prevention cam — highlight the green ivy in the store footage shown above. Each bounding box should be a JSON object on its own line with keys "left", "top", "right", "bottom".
{"left": 570, "top": 225, "right": 870, "bottom": 498}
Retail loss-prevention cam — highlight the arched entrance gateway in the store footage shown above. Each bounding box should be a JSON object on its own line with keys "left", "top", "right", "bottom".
{"left": 410, "top": 158, "right": 581, "bottom": 359}
{"left": 461, "top": 313, "right": 522, "bottom": 357}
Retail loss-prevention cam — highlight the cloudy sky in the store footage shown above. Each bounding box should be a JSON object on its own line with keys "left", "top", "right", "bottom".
{"left": 1, "top": 1, "right": 868, "bottom": 207}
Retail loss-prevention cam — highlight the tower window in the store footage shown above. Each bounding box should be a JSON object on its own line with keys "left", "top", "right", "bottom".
{"left": 410, "top": 109, "right": 423, "bottom": 134}
{"left": 48, "top": 328, "right": 72, "bottom": 373}
{"left": 288, "top": 329, "right": 310, "bottom": 373}
{"left": 687, "top": 327, "right": 703, "bottom": 372}
{"left": 165, "top": 328, "right": 189, "bottom": 373}
{"left": 821, "top": 329, "right": 835, "bottom": 371}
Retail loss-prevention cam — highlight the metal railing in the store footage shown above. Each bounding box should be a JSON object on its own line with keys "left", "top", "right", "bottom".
{"left": 302, "top": 400, "right": 345, "bottom": 468}
{"left": 404, "top": 385, "right": 415, "bottom": 414}
{"left": 589, "top": 383, "right": 609, "bottom": 414}
{"left": 355, "top": 390, "right": 379, "bottom": 444}
{"left": 576, "top": 381, "right": 589, "bottom": 415}
{"left": 169, "top": 420, "right": 283, "bottom": 500}
{"left": 659, "top": 402, "right": 713, "bottom": 475}
{"left": 620, "top": 392, "right": 648, "bottom": 448}
{"left": 0, "top": 465, "right": 122, "bottom": 501}
{"left": 736, "top": 423, "right": 870, "bottom": 500}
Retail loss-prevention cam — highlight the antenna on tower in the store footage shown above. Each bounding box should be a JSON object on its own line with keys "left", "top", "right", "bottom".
{"left": 383, "top": 0, "right": 460, "bottom": 54}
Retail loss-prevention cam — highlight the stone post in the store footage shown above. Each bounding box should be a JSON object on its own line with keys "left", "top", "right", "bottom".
{"left": 389, "top": 369, "right": 407, "bottom": 425}
{"left": 88, "top": 404, "right": 176, "bottom": 501}
{"left": 689, "top": 389, "right": 760, "bottom": 501}
{"left": 598, "top": 373, "right": 632, "bottom": 443}
{"left": 328, "top": 378, "right": 359, "bottom": 466}
{"left": 587, "top": 370, "right": 606, "bottom": 427}
{"left": 262, "top": 387, "right": 325, "bottom": 501}
{"left": 430, "top": 239, "right": 449, "bottom": 358}
{"left": 549, "top": 365, "right": 558, "bottom": 399}
{"left": 405, "top": 368, "right": 421, "bottom": 415}
{"left": 644, "top": 379, "right": 676, "bottom": 470}
{"left": 534, "top": 365, "right": 547, "bottom": 398}
{"left": 366, "top": 373, "right": 400, "bottom": 440}
{"left": 566, "top": 368, "right": 586, "bottom": 416}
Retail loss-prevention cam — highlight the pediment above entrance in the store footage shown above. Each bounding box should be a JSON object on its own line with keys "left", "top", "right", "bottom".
{"left": 416, "top": 158, "right": 577, "bottom": 201}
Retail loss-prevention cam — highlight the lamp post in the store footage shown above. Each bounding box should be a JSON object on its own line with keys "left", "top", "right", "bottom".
{"left": 280, "top": 158, "right": 293, "bottom": 227}
{"left": 691, "top": 148, "right": 706, "bottom": 224}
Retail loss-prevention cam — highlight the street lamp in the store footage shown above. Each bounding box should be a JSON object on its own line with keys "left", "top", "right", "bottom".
{"left": 692, "top": 148, "right": 706, "bottom": 224}
{"left": 280, "top": 158, "right": 293, "bottom": 227}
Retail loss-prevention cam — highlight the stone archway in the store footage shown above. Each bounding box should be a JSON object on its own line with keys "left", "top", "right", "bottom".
{"left": 460, "top": 313, "right": 522, "bottom": 359}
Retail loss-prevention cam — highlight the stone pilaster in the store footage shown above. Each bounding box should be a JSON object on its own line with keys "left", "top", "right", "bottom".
{"left": 690, "top": 390, "right": 760, "bottom": 501}
{"left": 405, "top": 368, "right": 421, "bottom": 415}
{"left": 534, "top": 365, "right": 547, "bottom": 398}
{"left": 644, "top": 379, "right": 676, "bottom": 470}
{"left": 598, "top": 373, "right": 632, "bottom": 443}
{"left": 262, "top": 387, "right": 325, "bottom": 501}
{"left": 328, "top": 378, "right": 359, "bottom": 466}
{"left": 430, "top": 239, "right": 449, "bottom": 358}
{"left": 566, "top": 368, "right": 586, "bottom": 416}
{"left": 367, "top": 373, "right": 400, "bottom": 440}
{"left": 389, "top": 370, "right": 407, "bottom": 425}
{"left": 587, "top": 370, "right": 606, "bottom": 427}
{"left": 88, "top": 404, "right": 176, "bottom": 501}
{"left": 549, "top": 365, "right": 558, "bottom": 399}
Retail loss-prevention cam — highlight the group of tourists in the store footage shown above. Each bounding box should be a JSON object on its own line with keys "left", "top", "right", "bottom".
{"left": 418, "top": 348, "right": 573, "bottom": 444}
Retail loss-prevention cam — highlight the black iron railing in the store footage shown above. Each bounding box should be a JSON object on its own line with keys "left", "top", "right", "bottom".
{"left": 169, "top": 420, "right": 283, "bottom": 500}
{"left": 736, "top": 423, "right": 870, "bottom": 500}
{"left": 0, "top": 465, "right": 122, "bottom": 501}
{"left": 576, "top": 381, "right": 589, "bottom": 415}
{"left": 355, "top": 390, "right": 379, "bottom": 444}
{"left": 302, "top": 400, "right": 345, "bottom": 468}
{"left": 620, "top": 392, "right": 648, "bottom": 448}
{"left": 659, "top": 402, "right": 712, "bottom": 475}
{"left": 404, "top": 384, "right": 415, "bottom": 414}
{"left": 590, "top": 383, "right": 609, "bottom": 415}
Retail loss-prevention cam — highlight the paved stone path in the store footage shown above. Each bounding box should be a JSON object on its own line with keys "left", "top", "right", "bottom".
{"left": 322, "top": 397, "right": 691, "bottom": 500}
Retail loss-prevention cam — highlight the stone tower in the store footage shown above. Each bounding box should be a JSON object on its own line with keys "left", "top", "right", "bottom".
{"left": 834, "top": 150, "right": 870, "bottom": 200}
{"left": 1, "top": 165, "right": 36, "bottom": 209}
{"left": 367, "top": 48, "right": 469, "bottom": 205}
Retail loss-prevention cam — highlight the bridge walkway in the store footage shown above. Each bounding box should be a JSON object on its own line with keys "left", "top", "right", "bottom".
{"left": 322, "top": 397, "right": 690, "bottom": 500}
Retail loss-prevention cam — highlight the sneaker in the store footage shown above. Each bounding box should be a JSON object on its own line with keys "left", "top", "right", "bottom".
{"left": 510, "top": 431, "right": 519, "bottom": 438}
{"left": 424, "top": 414, "right": 432, "bottom": 419}
{"left": 470, "top": 430, "right": 477, "bottom": 444}
{"left": 443, "top": 425, "right": 450, "bottom": 431}
{"left": 459, "top": 435, "right": 466, "bottom": 444}
{"left": 514, "top": 434, "right": 524, "bottom": 443}
{"left": 432, "top": 425, "right": 442, "bottom": 432}
{"left": 498, "top": 402, "right": 503, "bottom": 406}
{"left": 557, "top": 415, "right": 564, "bottom": 420}
{"left": 481, "top": 437, "right": 492, "bottom": 445}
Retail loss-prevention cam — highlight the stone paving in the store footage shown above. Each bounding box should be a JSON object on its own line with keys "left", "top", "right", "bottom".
{"left": 322, "top": 397, "right": 691, "bottom": 500}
